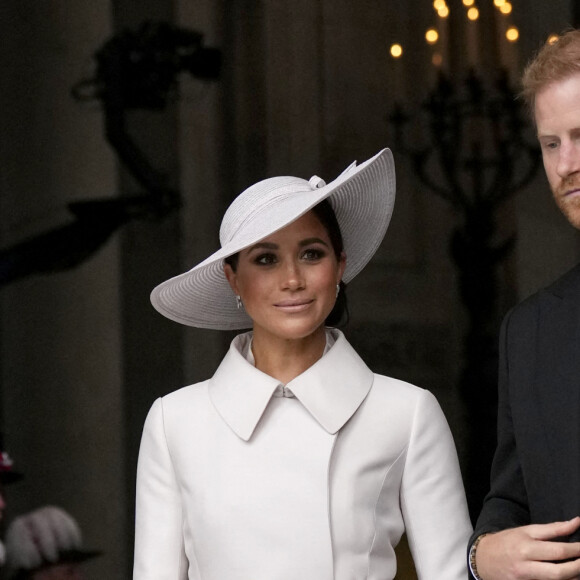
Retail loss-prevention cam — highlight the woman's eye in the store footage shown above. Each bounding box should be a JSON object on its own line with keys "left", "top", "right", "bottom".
{"left": 302, "top": 248, "right": 325, "bottom": 261}
{"left": 255, "top": 253, "right": 277, "bottom": 265}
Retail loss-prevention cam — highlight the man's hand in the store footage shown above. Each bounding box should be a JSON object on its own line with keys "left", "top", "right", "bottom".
{"left": 476, "top": 517, "right": 580, "bottom": 580}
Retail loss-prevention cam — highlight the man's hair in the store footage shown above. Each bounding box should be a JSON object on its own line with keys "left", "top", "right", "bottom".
{"left": 521, "top": 29, "right": 580, "bottom": 116}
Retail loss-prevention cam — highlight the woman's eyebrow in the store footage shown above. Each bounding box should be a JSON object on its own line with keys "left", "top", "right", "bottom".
{"left": 246, "top": 242, "right": 278, "bottom": 253}
{"left": 245, "top": 237, "right": 329, "bottom": 254}
{"left": 299, "top": 237, "right": 329, "bottom": 248}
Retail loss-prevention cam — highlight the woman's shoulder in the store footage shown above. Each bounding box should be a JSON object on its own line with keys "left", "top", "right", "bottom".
{"left": 370, "top": 373, "right": 432, "bottom": 400}
{"left": 159, "top": 379, "right": 212, "bottom": 409}
{"left": 366, "top": 374, "right": 443, "bottom": 422}
{"left": 349, "top": 375, "right": 449, "bottom": 455}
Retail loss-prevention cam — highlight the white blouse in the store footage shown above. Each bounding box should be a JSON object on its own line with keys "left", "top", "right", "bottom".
{"left": 134, "top": 329, "right": 472, "bottom": 580}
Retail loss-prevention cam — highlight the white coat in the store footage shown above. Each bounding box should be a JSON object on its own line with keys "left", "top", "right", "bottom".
{"left": 134, "top": 329, "right": 472, "bottom": 579}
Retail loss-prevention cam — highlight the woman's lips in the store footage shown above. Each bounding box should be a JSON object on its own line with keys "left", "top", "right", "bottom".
{"left": 274, "top": 299, "right": 314, "bottom": 312}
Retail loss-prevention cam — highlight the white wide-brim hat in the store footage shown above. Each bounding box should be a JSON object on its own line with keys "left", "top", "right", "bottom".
{"left": 151, "top": 147, "right": 396, "bottom": 330}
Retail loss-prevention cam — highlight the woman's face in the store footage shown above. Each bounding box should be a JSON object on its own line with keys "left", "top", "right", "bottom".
{"left": 224, "top": 210, "right": 346, "bottom": 342}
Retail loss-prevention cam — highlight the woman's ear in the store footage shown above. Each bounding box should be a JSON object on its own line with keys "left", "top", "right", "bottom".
{"left": 337, "top": 251, "right": 346, "bottom": 283}
{"left": 223, "top": 263, "right": 239, "bottom": 295}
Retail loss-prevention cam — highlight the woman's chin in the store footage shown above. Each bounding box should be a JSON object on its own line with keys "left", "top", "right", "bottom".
{"left": 253, "top": 320, "right": 327, "bottom": 343}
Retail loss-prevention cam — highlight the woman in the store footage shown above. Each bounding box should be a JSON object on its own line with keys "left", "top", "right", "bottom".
{"left": 134, "top": 148, "right": 472, "bottom": 579}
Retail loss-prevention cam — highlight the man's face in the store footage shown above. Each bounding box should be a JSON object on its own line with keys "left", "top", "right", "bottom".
{"left": 535, "top": 72, "right": 580, "bottom": 229}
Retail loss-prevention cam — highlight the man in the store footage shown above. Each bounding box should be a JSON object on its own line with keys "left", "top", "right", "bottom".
{"left": 469, "top": 29, "right": 580, "bottom": 580}
{"left": 4, "top": 506, "right": 100, "bottom": 580}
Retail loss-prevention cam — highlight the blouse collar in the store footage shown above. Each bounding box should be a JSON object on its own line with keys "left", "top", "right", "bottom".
{"left": 208, "top": 329, "right": 374, "bottom": 441}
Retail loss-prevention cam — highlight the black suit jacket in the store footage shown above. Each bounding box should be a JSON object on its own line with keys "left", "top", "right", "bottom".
{"left": 469, "top": 262, "right": 580, "bottom": 575}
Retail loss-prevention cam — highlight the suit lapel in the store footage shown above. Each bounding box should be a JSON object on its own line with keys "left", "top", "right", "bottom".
{"left": 535, "top": 289, "right": 580, "bottom": 519}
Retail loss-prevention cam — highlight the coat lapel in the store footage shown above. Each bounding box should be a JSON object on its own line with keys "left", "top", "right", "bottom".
{"left": 209, "top": 333, "right": 281, "bottom": 441}
{"left": 288, "top": 332, "right": 374, "bottom": 434}
{"left": 535, "top": 282, "right": 580, "bottom": 519}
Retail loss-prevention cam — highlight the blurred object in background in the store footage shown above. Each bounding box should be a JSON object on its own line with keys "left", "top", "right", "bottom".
{"left": 0, "top": 435, "right": 24, "bottom": 566}
{"left": 0, "top": 21, "right": 222, "bottom": 288}
{"left": 5, "top": 506, "right": 101, "bottom": 580}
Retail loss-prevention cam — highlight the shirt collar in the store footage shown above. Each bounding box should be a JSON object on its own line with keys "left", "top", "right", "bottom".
{"left": 208, "top": 329, "right": 374, "bottom": 441}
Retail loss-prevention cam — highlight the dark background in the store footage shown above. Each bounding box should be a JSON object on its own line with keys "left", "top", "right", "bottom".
{"left": 1, "top": 1, "right": 579, "bottom": 578}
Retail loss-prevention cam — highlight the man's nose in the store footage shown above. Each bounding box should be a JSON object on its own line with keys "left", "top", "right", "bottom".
{"left": 557, "top": 141, "right": 580, "bottom": 178}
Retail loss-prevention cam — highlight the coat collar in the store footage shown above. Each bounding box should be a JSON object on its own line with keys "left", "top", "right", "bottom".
{"left": 208, "top": 329, "right": 374, "bottom": 441}
{"left": 546, "top": 261, "right": 580, "bottom": 301}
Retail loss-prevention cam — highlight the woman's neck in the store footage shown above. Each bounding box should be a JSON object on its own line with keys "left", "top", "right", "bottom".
{"left": 251, "top": 327, "right": 327, "bottom": 385}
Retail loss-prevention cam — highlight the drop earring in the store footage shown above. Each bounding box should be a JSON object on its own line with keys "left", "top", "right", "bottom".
{"left": 336, "top": 284, "right": 340, "bottom": 297}
{"left": 236, "top": 295, "right": 243, "bottom": 309}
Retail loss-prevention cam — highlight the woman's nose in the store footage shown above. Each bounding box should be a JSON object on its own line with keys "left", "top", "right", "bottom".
{"left": 282, "top": 260, "right": 305, "bottom": 290}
